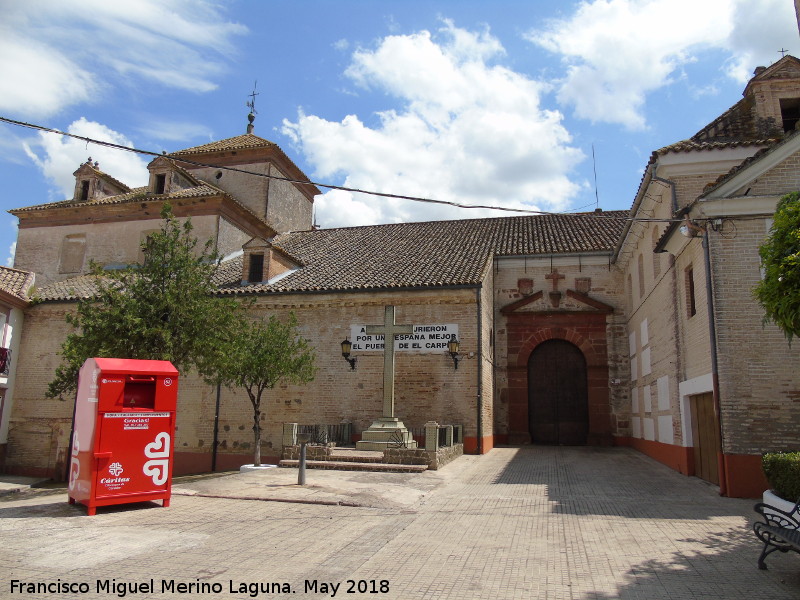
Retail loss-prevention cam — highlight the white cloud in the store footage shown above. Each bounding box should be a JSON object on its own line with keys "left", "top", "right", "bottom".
{"left": 6, "top": 221, "right": 18, "bottom": 267}
{"left": 527, "top": 0, "right": 796, "bottom": 130}
{"left": 283, "top": 21, "right": 584, "bottom": 229}
{"left": 23, "top": 118, "right": 149, "bottom": 199}
{"left": 136, "top": 120, "right": 215, "bottom": 144}
{"left": 723, "top": 0, "right": 800, "bottom": 82}
{"left": 0, "top": 34, "right": 99, "bottom": 119}
{"left": 0, "top": 0, "right": 247, "bottom": 119}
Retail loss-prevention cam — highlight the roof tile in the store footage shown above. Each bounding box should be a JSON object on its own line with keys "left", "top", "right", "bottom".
{"left": 36, "top": 212, "right": 626, "bottom": 301}
{"left": 171, "top": 134, "right": 275, "bottom": 156}
{"left": 0, "top": 266, "right": 34, "bottom": 302}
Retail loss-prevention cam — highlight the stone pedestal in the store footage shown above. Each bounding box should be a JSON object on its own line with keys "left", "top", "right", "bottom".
{"left": 356, "top": 417, "right": 417, "bottom": 451}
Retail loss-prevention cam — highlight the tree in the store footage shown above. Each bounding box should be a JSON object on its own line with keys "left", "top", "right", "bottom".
{"left": 211, "top": 313, "right": 316, "bottom": 466}
{"left": 47, "top": 204, "right": 244, "bottom": 398}
{"left": 754, "top": 191, "right": 800, "bottom": 343}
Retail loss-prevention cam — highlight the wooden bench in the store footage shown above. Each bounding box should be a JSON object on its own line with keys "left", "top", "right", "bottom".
{"left": 753, "top": 499, "right": 800, "bottom": 569}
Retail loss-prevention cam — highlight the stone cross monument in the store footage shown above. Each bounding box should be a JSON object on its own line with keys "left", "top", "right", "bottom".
{"left": 356, "top": 306, "right": 418, "bottom": 450}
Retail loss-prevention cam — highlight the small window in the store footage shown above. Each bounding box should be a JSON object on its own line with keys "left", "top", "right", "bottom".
{"left": 248, "top": 253, "right": 264, "bottom": 283}
{"left": 780, "top": 98, "right": 800, "bottom": 133}
{"left": 80, "top": 180, "right": 90, "bottom": 201}
{"left": 59, "top": 234, "right": 87, "bottom": 274}
{"left": 652, "top": 228, "right": 661, "bottom": 278}
{"left": 155, "top": 174, "right": 166, "bottom": 195}
{"left": 627, "top": 273, "right": 633, "bottom": 310}
{"left": 637, "top": 254, "right": 645, "bottom": 298}
{"left": 686, "top": 267, "right": 697, "bottom": 318}
{"left": 138, "top": 229, "right": 159, "bottom": 264}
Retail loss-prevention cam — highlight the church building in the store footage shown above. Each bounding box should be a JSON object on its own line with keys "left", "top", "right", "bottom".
{"left": 2, "top": 57, "right": 800, "bottom": 498}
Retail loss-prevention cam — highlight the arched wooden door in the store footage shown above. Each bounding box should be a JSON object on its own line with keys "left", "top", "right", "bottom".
{"left": 528, "top": 339, "right": 589, "bottom": 445}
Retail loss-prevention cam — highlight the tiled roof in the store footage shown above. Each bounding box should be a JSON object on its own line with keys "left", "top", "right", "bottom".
{"left": 655, "top": 138, "right": 772, "bottom": 156}
{"left": 34, "top": 275, "right": 103, "bottom": 302}
{"left": 79, "top": 163, "right": 131, "bottom": 194}
{"left": 0, "top": 266, "right": 34, "bottom": 302}
{"left": 653, "top": 77, "right": 783, "bottom": 159}
{"left": 701, "top": 129, "right": 800, "bottom": 196}
{"left": 10, "top": 184, "right": 224, "bottom": 213}
{"left": 217, "top": 212, "right": 627, "bottom": 295}
{"left": 36, "top": 212, "right": 626, "bottom": 301}
{"left": 170, "top": 134, "right": 275, "bottom": 156}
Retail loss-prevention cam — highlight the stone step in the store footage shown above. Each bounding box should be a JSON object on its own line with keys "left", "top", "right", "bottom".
{"left": 328, "top": 449, "right": 384, "bottom": 463}
{"left": 278, "top": 460, "right": 428, "bottom": 473}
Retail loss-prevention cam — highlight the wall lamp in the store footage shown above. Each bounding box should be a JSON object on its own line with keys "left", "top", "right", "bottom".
{"left": 448, "top": 334, "right": 461, "bottom": 370}
{"left": 341, "top": 338, "right": 357, "bottom": 370}
{"left": 679, "top": 215, "right": 706, "bottom": 238}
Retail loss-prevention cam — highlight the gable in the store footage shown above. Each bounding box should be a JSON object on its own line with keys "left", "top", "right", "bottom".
{"left": 702, "top": 132, "right": 800, "bottom": 201}
{"left": 500, "top": 288, "right": 613, "bottom": 315}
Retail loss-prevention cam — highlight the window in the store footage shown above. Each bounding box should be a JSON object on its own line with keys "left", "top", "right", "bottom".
{"left": 652, "top": 228, "right": 661, "bottom": 278}
{"left": 248, "top": 253, "right": 264, "bottom": 283}
{"left": 59, "top": 234, "right": 87, "bottom": 274}
{"left": 686, "top": 267, "right": 697, "bottom": 318}
{"left": 637, "top": 254, "right": 645, "bottom": 298}
{"left": 79, "top": 180, "right": 90, "bottom": 201}
{"left": 155, "top": 174, "right": 166, "bottom": 195}
{"left": 627, "top": 273, "right": 633, "bottom": 310}
{"left": 780, "top": 98, "right": 800, "bottom": 133}
{"left": 138, "top": 229, "right": 159, "bottom": 264}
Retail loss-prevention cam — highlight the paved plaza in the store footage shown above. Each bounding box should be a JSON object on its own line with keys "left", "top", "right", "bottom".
{"left": 1, "top": 446, "right": 798, "bottom": 599}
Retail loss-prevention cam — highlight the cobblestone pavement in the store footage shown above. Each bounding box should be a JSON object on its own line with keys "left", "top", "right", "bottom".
{"left": 1, "top": 447, "right": 798, "bottom": 600}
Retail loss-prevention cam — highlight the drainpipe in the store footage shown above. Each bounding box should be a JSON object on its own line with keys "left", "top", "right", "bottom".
{"left": 476, "top": 285, "right": 484, "bottom": 454}
{"left": 211, "top": 383, "right": 221, "bottom": 472}
{"left": 702, "top": 230, "right": 727, "bottom": 496}
{"left": 652, "top": 174, "right": 679, "bottom": 214}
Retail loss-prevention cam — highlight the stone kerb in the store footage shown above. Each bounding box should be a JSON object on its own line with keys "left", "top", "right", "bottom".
{"left": 281, "top": 419, "right": 463, "bottom": 469}
{"left": 382, "top": 444, "right": 463, "bottom": 470}
{"left": 282, "top": 444, "right": 333, "bottom": 461}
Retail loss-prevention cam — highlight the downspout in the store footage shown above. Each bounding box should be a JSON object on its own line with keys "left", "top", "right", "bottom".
{"left": 652, "top": 174, "right": 679, "bottom": 215}
{"left": 702, "top": 230, "right": 727, "bottom": 496}
{"left": 211, "top": 383, "right": 221, "bottom": 472}
{"left": 476, "top": 284, "right": 483, "bottom": 454}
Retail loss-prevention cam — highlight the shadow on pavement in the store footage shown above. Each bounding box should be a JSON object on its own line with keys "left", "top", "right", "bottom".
{"left": 489, "top": 446, "right": 752, "bottom": 519}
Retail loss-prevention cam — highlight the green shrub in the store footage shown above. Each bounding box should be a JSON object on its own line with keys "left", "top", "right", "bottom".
{"left": 762, "top": 452, "right": 800, "bottom": 501}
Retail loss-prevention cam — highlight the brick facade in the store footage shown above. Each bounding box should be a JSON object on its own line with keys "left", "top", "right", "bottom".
{"left": 5, "top": 60, "right": 800, "bottom": 500}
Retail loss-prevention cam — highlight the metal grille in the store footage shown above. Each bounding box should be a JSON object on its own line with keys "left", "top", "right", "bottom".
{"left": 297, "top": 423, "right": 352, "bottom": 446}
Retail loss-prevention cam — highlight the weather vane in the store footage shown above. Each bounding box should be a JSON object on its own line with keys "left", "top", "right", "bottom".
{"left": 246, "top": 81, "right": 259, "bottom": 133}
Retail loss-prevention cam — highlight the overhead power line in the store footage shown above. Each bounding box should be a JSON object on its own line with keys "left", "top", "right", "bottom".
{"left": 0, "top": 115, "right": 683, "bottom": 224}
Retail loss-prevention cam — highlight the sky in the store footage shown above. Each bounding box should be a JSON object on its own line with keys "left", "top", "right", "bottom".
{"left": 0, "top": 0, "right": 798, "bottom": 268}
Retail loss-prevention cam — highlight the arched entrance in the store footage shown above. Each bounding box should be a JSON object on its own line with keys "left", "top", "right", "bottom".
{"left": 528, "top": 339, "right": 588, "bottom": 445}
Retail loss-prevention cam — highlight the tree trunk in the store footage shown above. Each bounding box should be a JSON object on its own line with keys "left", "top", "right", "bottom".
{"left": 252, "top": 394, "right": 261, "bottom": 467}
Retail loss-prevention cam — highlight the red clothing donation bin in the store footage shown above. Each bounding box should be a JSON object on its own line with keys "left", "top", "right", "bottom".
{"left": 68, "top": 358, "right": 179, "bottom": 515}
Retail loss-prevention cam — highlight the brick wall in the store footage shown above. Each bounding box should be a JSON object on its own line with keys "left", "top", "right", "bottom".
{"left": 14, "top": 215, "right": 221, "bottom": 286}
{"left": 492, "top": 253, "right": 626, "bottom": 444}
{"left": 709, "top": 219, "right": 800, "bottom": 454}
{"left": 4, "top": 289, "right": 482, "bottom": 477}
{"left": 746, "top": 153, "right": 800, "bottom": 195}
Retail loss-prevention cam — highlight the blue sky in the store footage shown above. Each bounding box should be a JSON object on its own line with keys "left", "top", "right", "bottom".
{"left": 0, "top": 0, "right": 797, "bottom": 268}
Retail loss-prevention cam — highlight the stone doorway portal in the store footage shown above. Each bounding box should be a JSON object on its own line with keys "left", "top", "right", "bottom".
{"left": 528, "top": 339, "right": 589, "bottom": 445}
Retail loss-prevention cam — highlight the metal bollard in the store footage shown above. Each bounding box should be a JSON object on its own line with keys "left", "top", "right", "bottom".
{"left": 297, "top": 432, "right": 310, "bottom": 485}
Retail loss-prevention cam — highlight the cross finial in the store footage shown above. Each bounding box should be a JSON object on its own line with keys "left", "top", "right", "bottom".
{"left": 246, "top": 80, "right": 259, "bottom": 133}
{"left": 545, "top": 269, "right": 565, "bottom": 292}
{"left": 779, "top": 48, "right": 789, "bottom": 58}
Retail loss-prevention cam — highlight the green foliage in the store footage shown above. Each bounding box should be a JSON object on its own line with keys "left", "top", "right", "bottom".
{"left": 210, "top": 312, "right": 316, "bottom": 466}
{"left": 754, "top": 191, "right": 800, "bottom": 342}
{"left": 762, "top": 452, "right": 800, "bottom": 502}
{"left": 47, "top": 204, "right": 245, "bottom": 398}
